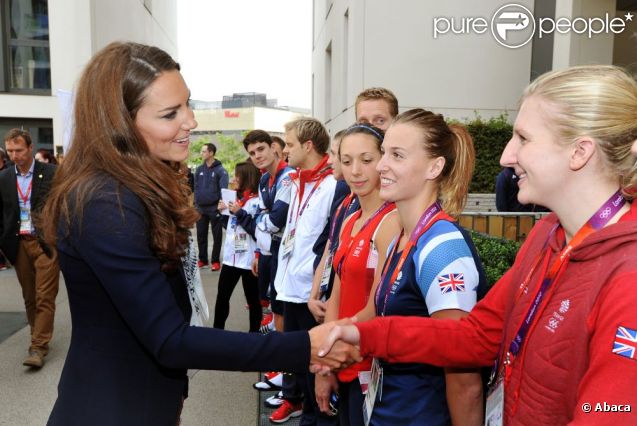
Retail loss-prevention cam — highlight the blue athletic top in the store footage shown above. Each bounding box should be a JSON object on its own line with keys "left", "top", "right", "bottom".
{"left": 372, "top": 219, "right": 487, "bottom": 426}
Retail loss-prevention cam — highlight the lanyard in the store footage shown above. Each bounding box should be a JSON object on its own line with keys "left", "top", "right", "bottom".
{"left": 288, "top": 176, "right": 327, "bottom": 225}
{"left": 492, "top": 190, "right": 626, "bottom": 391}
{"left": 17, "top": 178, "right": 33, "bottom": 204}
{"left": 375, "top": 202, "right": 445, "bottom": 316}
{"left": 329, "top": 193, "right": 356, "bottom": 248}
{"left": 335, "top": 202, "right": 392, "bottom": 276}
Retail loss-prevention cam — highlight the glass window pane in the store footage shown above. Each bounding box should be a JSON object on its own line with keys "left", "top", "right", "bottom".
{"left": 10, "top": 45, "right": 51, "bottom": 90}
{"left": 10, "top": 0, "right": 49, "bottom": 41}
{"left": 0, "top": 119, "right": 53, "bottom": 152}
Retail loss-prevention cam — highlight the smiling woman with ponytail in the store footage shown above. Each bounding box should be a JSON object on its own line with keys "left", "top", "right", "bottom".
{"left": 342, "top": 108, "right": 488, "bottom": 425}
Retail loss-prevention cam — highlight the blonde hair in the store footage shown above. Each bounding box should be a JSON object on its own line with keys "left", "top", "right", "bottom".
{"left": 355, "top": 87, "right": 399, "bottom": 118}
{"left": 522, "top": 65, "right": 637, "bottom": 199}
{"left": 284, "top": 117, "right": 330, "bottom": 155}
{"left": 393, "top": 109, "right": 475, "bottom": 217}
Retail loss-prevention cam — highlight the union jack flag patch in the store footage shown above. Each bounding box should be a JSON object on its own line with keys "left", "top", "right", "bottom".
{"left": 438, "top": 273, "right": 465, "bottom": 294}
{"left": 612, "top": 326, "right": 637, "bottom": 361}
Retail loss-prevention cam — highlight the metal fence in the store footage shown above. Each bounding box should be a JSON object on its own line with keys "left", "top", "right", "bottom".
{"left": 459, "top": 211, "right": 549, "bottom": 242}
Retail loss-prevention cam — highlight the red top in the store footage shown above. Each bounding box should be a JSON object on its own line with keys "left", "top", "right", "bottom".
{"left": 333, "top": 202, "right": 395, "bottom": 382}
{"left": 356, "top": 203, "right": 637, "bottom": 425}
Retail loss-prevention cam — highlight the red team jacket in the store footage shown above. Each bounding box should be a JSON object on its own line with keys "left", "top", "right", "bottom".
{"left": 356, "top": 203, "right": 637, "bottom": 425}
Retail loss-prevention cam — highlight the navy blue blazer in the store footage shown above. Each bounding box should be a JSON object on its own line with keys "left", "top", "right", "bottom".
{"left": 48, "top": 177, "right": 309, "bottom": 425}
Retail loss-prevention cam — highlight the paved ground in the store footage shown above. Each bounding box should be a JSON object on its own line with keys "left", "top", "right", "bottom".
{"left": 0, "top": 264, "right": 263, "bottom": 425}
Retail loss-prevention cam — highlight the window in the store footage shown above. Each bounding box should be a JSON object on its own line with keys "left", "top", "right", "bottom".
{"left": 325, "top": 42, "right": 332, "bottom": 121}
{"left": 0, "top": 117, "right": 54, "bottom": 151}
{"left": 1, "top": 0, "right": 51, "bottom": 93}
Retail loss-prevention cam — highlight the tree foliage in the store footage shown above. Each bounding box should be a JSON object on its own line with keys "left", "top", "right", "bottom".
{"left": 188, "top": 132, "right": 248, "bottom": 177}
{"left": 187, "top": 136, "right": 209, "bottom": 167}
{"left": 462, "top": 114, "right": 513, "bottom": 193}
{"left": 470, "top": 230, "right": 520, "bottom": 288}
{"left": 215, "top": 133, "right": 248, "bottom": 176}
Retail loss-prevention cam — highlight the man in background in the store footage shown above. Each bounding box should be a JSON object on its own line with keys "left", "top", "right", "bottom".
{"left": 0, "top": 128, "right": 59, "bottom": 369}
{"left": 194, "top": 143, "right": 229, "bottom": 271}
{"left": 354, "top": 87, "right": 398, "bottom": 130}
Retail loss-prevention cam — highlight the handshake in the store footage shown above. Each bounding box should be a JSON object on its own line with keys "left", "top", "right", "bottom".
{"left": 308, "top": 317, "right": 363, "bottom": 375}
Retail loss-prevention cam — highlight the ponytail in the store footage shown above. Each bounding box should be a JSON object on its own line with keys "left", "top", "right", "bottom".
{"left": 440, "top": 124, "right": 474, "bottom": 216}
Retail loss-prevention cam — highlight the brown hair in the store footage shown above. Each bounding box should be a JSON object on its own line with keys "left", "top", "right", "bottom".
{"left": 36, "top": 149, "right": 58, "bottom": 165}
{"left": 284, "top": 117, "right": 330, "bottom": 155}
{"left": 393, "top": 108, "right": 475, "bottom": 217}
{"left": 4, "top": 128, "right": 33, "bottom": 146}
{"left": 243, "top": 129, "right": 272, "bottom": 150}
{"left": 339, "top": 124, "right": 384, "bottom": 157}
{"left": 40, "top": 42, "right": 199, "bottom": 271}
{"left": 355, "top": 87, "right": 399, "bottom": 118}
{"left": 271, "top": 136, "right": 285, "bottom": 150}
{"left": 235, "top": 161, "right": 260, "bottom": 194}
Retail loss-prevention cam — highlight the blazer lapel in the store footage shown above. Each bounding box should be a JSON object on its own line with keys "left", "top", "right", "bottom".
{"left": 7, "top": 167, "right": 19, "bottom": 210}
{"left": 31, "top": 161, "right": 43, "bottom": 207}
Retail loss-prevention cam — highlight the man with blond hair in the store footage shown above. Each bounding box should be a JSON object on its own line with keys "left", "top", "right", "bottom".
{"left": 355, "top": 87, "right": 398, "bottom": 131}
{"left": 269, "top": 117, "right": 337, "bottom": 424}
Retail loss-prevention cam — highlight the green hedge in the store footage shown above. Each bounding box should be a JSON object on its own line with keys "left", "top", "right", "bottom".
{"left": 470, "top": 231, "right": 520, "bottom": 288}
{"left": 457, "top": 114, "right": 513, "bottom": 193}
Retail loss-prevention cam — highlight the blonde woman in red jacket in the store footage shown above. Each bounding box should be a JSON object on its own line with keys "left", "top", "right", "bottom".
{"left": 315, "top": 65, "right": 637, "bottom": 426}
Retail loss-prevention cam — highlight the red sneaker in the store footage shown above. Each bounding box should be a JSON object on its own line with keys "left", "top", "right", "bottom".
{"left": 269, "top": 400, "right": 302, "bottom": 423}
{"left": 197, "top": 260, "right": 208, "bottom": 268}
{"left": 260, "top": 312, "right": 273, "bottom": 327}
{"left": 211, "top": 262, "right": 221, "bottom": 271}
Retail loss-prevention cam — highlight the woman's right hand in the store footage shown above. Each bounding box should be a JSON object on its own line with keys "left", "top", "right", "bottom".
{"left": 218, "top": 200, "right": 227, "bottom": 211}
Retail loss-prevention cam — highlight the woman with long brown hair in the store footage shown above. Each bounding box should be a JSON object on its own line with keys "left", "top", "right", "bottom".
{"left": 41, "top": 42, "right": 351, "bottom": 425}
{"left": 214, "top": 160, "right": 262, "bottom": 332}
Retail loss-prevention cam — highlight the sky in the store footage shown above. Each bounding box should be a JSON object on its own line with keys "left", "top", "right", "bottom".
{"left": 177, "top": 0, "right": 312, "bottom": 109}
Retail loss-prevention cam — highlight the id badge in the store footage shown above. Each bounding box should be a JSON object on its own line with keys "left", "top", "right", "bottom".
{"left": 358, "top": 370, "right": 371, "bottom": 395}
{"left": 363, "top": 358, "right": 383, "bottom": 426}
{"left": 281, "top": 228, "right": 296, "bottom": 258}
{"left": 366, "top": 245, "right": 378, "bottom": 270}
{"left": 19, "top": 207, "right": 32, "bottom": 235}
{"left": 484, "top": 381, "right": 504, "bottom": 426}
{"left": 319, "top": 253, "right": 333, "bottom": 300}
{"left": 234, "top": 233, "right": 249, "bottom": 253}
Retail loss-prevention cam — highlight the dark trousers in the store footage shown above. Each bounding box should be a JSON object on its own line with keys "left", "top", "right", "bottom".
{"left": 268, "top": 240, "right": 284, "bottom": 315}
{"left": 196, "top": 209, "right": 222, "bottom": 264}
{"left": 282, "top": 302, "right": 337, "bottom": 426}
{"left": 257, "top": 254, "right": 271, "bottom": 302}
{"left": 213, "top": 265, "right": 261, "bottom": 332}
{"left": 339, "top": 378, "right": 365, "bottom": 426}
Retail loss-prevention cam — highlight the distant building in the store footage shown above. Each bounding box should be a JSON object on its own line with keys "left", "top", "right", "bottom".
{"left": 0, "top": 0, "right": 177, "bottom": 154}
{"left": 192, "top": 93, "right": 310, "bottom": 143}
